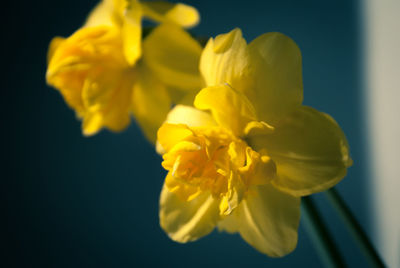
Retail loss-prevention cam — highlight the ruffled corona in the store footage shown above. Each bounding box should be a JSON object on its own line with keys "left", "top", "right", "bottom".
{"left": 47, "top": 26, "right": 134, "bottom": 135}
{"left": 159, "top": 124, "right": 276, "bottom": 215}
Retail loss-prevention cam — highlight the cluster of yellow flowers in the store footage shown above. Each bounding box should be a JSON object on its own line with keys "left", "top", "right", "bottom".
{"left": 47, "top": 0, "right": 352, "bottom": 257}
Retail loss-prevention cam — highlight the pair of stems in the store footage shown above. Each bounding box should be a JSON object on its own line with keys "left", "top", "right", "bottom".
{"left": 301, "top": 188, "right": 385, "bottom": 267}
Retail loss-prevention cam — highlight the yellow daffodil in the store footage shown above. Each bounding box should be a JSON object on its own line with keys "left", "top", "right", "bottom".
{"left": 46, "top": 0, "right": 203, "bottom": 141}
{"left": 157, "top": 28, "right": 352, "bottom": 256}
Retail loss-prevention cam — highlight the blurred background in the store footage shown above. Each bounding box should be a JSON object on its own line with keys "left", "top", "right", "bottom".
{"left": 3, "top": 0, "right": 399, "bottom": 267}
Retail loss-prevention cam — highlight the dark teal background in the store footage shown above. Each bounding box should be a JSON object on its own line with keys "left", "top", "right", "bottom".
{"left": 4, "top": 0, "right": 370, "bottom": 267}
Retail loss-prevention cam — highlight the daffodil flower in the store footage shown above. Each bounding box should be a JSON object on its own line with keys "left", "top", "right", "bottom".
{"left": 46, "top": 0, "right": 203, "bottom": 141}
{"left": 157, "top": 28, "right": 352, "bottom": 256}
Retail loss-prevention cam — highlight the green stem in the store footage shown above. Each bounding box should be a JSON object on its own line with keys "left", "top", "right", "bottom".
{"left": 325, "top": 188, "right": 385, "bottom": 267}
{"left": 301, "top": 196, "right": 346, "bottom": 268}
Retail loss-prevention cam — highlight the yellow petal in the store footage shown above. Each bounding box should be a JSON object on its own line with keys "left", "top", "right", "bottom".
{"left": 47, "top": 37, "right": 65, "bottom": 64}
{"left": 156, "top": 106, "right": 217, "bottom": 154}
{"left": 81, "top": 67, "right": 134, "bottom": 136}
{"left": 141, "top": 1, "right": 200, "bottom": 28}
{"left": 159, "top": 183, "right": 220, "bottom": 243}
{"left": 217, "top": 212, "right": 238, "bottom": 234}
{"left": 84, "top": 0, "right": 142, "bottom": 64}
{"left": 165, "top": 172, "right": 201, "bottom": 202}
{"left": 243, "top": 121, "right": 274, "bottom": 137}
{"left": 219, "top": 170, "right": 245, "bottom": 215}
{"left": 194, "top": 84, "right": 257, "bottom": 136}
{"left": 82, "top": 112, "right": 104, "bottom": 135}
{"left": 242, "top": 32, "right": 303, "bottom": 124}
{"left": 157, "top": 116, "right": 219, "bottom": 155}
{"left": 248, "top": 106, "right": 352, "bottom": 196}
{"left": 237, "top": 150, "right": 276, "bottom": 186}
{"left": 165, "top": 105, "right": 217, "bottom": 127}
{"left": 220, "top": 184, "right": 300, "bottom": 257}
{"left": 227, "top": 141, "right": 247, "bottom": 168}
{"left": 200, "top": 28, "right": 248, "bottom": 87}
{"left": 143, "top": 23, "right": 203, "bottom": 93}
{"left": 162, "top": 140, "right": 202, "bottom": 171}
{"left": 157, "top": 123, "right": 194, "bottom": 153}
{"left": 84, "top": 0, "right": 115, "bottom": 27}
{"left": 123, "top": 0, "right": 142, "bottom": 65}
{"left": 130, "top": 63, "right": 171, "bottom": 142}
{"left": 250, "top": 155, "right": 277, "bottom": 185}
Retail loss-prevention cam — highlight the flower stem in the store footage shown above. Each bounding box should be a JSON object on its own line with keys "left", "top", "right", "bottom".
{"left": 301, "top": 196, "right": 346, "bottom": 268}
{"left": 325, "top": 188, "right": 385, "bottom": 267}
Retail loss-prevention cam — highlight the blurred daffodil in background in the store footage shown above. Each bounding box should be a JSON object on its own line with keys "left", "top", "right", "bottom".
{"left": 157, "top": 28, "right": 352, "bottom": 256}
{"left": 46, "top": 0, "right": 203, "bottom": 141}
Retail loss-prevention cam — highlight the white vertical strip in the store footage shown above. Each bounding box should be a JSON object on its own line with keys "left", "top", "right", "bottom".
{"left": 365, "top": 1, "right": 400, "bottom": 267}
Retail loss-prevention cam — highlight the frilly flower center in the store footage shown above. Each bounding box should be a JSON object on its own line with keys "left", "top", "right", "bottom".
{"left": 161, "top": 127, "right": 276, "bottom": 215}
